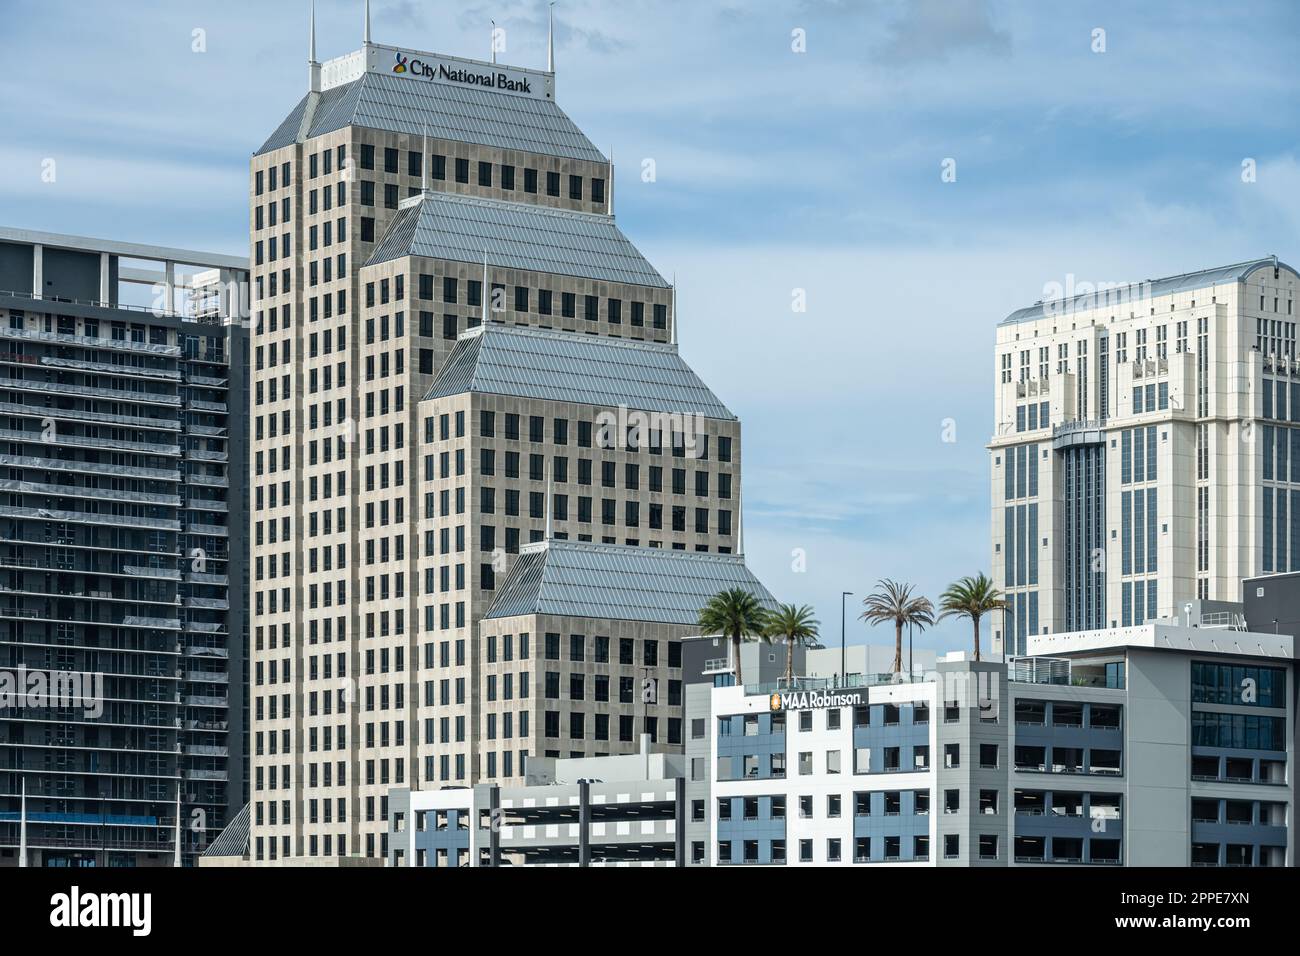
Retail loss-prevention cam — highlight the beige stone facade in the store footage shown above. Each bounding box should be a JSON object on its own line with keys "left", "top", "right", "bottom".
{"left": 248, "top": 39, "right": 740, "bottom": 863}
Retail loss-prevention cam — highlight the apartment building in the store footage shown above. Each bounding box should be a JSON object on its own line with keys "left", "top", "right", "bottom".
{"left": 990, "top": 258, "right": 1300, "bottom": 654}
{"left": 249, "top": 10, "right": 745, "bottom": 862}
{"left": 689, "top": 623, "right": 1293, "bottom": 867}
{"left": 0, "top": 227, "right": 248, "bottom": 867}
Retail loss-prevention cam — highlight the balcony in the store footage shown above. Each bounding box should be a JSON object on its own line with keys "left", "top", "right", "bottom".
{"left": 2, "top": 377, "right": 181, "bottom": 407}
{"left": 0, "top": 452, "right": 179, "bottom": 483}
{"left": 0, "top": 400, "right": 180, "bottom": 432}
{"left": 1009, "top": 656, "right": 1071, "bottom": 685}
{"left": 1052, "top": 420, "right": 1106, "bottom": 450}
{"left": 0, "top": 320, "right": 183, "bottom": 355}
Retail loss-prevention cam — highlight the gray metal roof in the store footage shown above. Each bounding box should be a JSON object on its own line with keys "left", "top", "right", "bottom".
{"left": 422, "top": 324, "right": 735, "bottom": 420}
{"left": 256, "top": 71, "right": 604, "bottom": 162}
{"left": 202, "top": 802, "right": 249, "bottom": 858}
{"left": 485, "top": 540, "right": 776, "bottom": 624}
{"left": 1000, "top": 257, "right": 1296, "bottom": 326}
{"left": 366, "top": 190, "right": 667, "bottom": 287}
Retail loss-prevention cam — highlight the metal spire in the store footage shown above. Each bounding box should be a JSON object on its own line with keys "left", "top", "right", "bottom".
{"left": 173, "top": 783, "right": 182, "bottom": 868}
{"left": 548, "top": 2, "right": 555, "bottom": 73}
{"left": 607, "top": 149, "right": 614, "bottom": 217}
{"left": 491, "top": 20, "right": 497, "bottom": 64}
{"left": 670, "top": 274, "right": 677, "bottom": 346}
{"left": 545, "top": 464, "right": 554, "bottom": 540}
{"left": 364, "top": 0, "right": 372, "bottom": 44}
{"left": 17, "top": 777, "right": 27, "bottom": 868}
{"left": 308, "top": 0, "right": 321, "bottom": 92}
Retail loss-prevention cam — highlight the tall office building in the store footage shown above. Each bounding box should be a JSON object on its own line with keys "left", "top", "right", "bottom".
{"left": 990, "top": 258, "right": 1299, "bottom": 655}
{"left": 0, "top": 227, "right": 249, "bottom": 867}
{"left": 249, "top": 7, "right": 748, "bottom": 863}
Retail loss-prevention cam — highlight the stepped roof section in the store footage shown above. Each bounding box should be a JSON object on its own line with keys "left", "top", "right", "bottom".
{"left": 365, "top": 189, "right": 666, "bottom": 288}
{"left": 485, "top": 540, "right": 775, "bottom": 624}
{"left": 422, "top": 323, "right": 735, "bottom": 421}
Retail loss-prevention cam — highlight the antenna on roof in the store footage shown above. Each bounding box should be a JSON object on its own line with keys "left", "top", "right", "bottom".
{"left": 173, "top": 783, "right": 182, "bottom": 868}
{"left": 607, "top": 149, "right": 615, "bottom": 217}
{"left": 545, "top": 462, "right": 554, "bottom": 541}
{"left": 491, "top": 19, "right": 498, "bottom": 64}
{"left": 548, "top": 2, "right": 556, "bottom": 73}
{"left": 17, "top": 777, "right": 26, "bottom": 868}
{"left": 308, "top": 0, "right": 321, "bottom": 93}
{"left": 364, "top": 0, "right": 372, "bottom": 45}
{"left": 670, "top": 273, "right": 678, "bottom": 346}
{"left": 481, "top": 250, "right": 490, "bottom": 325}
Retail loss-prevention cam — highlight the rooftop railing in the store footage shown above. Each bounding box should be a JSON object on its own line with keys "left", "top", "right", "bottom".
{"left": 744, "top": 671, "right": 935, "bottom": 696}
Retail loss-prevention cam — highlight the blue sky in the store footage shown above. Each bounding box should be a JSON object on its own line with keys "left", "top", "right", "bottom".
{"left": 3, "top": 0, "right": 1299, "bottom": 654}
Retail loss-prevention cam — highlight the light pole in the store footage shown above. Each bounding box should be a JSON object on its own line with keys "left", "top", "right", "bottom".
{"left": 841, "top": 592, "right": 853, "bottom": 685}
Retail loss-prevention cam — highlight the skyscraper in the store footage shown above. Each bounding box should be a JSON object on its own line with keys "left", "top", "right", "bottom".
{"left": 991, "top": 258, "right": 1299, "bottom": 656}
{"left": 0, "top": 226, "right": 248, "bottom": 867}
{"left": 249, "top": 7, "right": 749, "bottom": 863}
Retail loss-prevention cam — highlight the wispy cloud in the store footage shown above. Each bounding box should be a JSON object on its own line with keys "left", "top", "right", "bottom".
{"left": 2, "top": 0, "right": 1297, "bottom": 652}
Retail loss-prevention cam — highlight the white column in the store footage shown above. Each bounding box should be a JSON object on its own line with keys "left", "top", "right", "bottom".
{"left": 99, "top": 251, "right": 110, "bottom": 306}
{"left": 31, "top": 244, "right": 43, "bottom": 299}
{"left": 218, "top": 268, "right": 231, "bottom": 322}
{"left": 164, "top": 261, "right": 176, "bottom": 315}
{"left": 18, "top": 777, "right": 27, "bottom": 868}
{"left": 173, "top": 784, "right": 182, "bottom": 867}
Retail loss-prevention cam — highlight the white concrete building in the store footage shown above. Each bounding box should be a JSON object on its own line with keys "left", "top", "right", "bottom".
{"left": 991, "top": 258, "right": 1300, "bottom": 655}
{"left": 689, "top": 624, "right": 1294, "bottom": 867}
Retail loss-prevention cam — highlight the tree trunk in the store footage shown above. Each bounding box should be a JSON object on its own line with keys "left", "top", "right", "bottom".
{"left": 732, "top": 633, "right": 743, "bottom": 687}
{"left": 972, "top": 615, "right": 981, "bottom": 662}
{"left": 786, "top": 637, "right": 794, "bottom": 686}
{"left": 892, "top": 621, "right": 903, "bottom": 674}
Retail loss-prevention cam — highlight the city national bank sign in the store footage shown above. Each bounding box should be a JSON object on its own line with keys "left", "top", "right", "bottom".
{"left": 770, "top": 689, "right": 867, "bottom": 711}
{"left": 391, "top": 51, "right": 547, "bottom": 99}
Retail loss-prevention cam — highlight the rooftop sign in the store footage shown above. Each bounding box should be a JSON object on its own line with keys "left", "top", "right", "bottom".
{"left": 769, "top": 689, "right": 868, "bottom": 711}
{"left": 323, "top": 44, "right": 554, "bottom": 100}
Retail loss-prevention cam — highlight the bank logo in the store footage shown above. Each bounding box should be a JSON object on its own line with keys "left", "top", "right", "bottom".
{"left": 769, "top": 693, "right": 782, "bottom": 712}
{"left": 393, "top": 53, "right": 408, "bottom": 74}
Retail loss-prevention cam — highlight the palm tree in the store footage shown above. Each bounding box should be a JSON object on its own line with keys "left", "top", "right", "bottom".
{"left": 938, "top": 572, "right": 1007, "bottom": 663}
{"left": 698, "top": 588, "right": 768, "bottom": 687}
{"left": 860, "top": 579, "right": 935, "bottom": 675}
{"left": 762, "top": 604, "right": 820, "bottom": 687}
